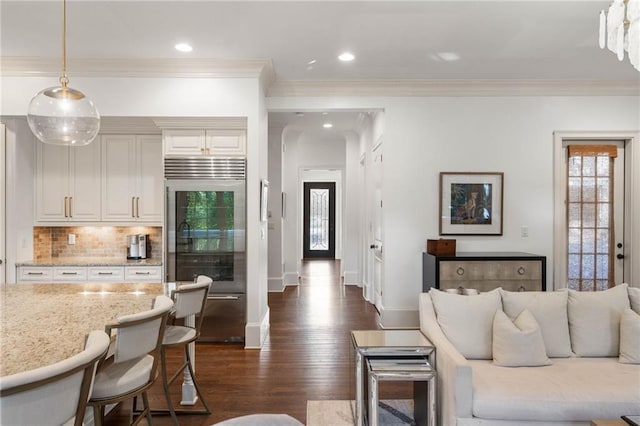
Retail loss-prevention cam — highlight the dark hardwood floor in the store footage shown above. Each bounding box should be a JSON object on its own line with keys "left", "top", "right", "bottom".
{"left": 105, "top": 260, "right": 408, "bottom": 425}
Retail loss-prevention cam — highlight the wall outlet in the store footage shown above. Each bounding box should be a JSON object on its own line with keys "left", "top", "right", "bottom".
{"left": 68, "top": 234, "right": 76, "bottom": 245}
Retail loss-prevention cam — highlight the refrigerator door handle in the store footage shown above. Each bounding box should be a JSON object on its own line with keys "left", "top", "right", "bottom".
{"left": 207, "top": 295, "right": 240, "bottom": 300}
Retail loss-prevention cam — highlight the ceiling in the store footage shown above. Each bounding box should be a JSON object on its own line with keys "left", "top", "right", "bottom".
{"left": 2, "top": 1, "right": 638, "bottom": 135}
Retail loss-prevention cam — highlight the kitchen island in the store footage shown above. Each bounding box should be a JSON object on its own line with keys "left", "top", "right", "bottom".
{"left": 0, "top": 282, "right": 166, "bottom": 376}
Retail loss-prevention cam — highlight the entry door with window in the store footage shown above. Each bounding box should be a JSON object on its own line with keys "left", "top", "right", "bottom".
{"left": 303, "top": 182, "right": 335, "bottom": 258}
{"left": 566, "top": 143, "right": 625, "bottom": 290}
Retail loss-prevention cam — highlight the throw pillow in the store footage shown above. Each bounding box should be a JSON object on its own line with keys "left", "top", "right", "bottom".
{"left": 628, "top": 286, "right": 640, "bottom": 314}
{"left": 500, "top": 289, "right": 572, "bottom": 357}
{"left": 492, "top": 309, "right": 551, "bottom": 367}
{"left": 567, "top": 283, "right": 630, "bottom": 357}
{"left": 429, "top": 288, "right": 501, "bottom": 359}
{"left": 619, "top": 308, "right": 640, "bottom": 364}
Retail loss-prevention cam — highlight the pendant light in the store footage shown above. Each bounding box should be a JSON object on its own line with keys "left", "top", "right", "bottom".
{"left": 27, "top": 0, "right": 100, "bottom": 146}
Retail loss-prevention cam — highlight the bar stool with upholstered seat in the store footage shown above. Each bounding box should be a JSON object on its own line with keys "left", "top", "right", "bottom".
{"left": 88, "top": 295, "right": 174, "bottom": 426}
{"left": 0, "top": 330, "right": 110, "bottom": 426}
{"left": 159, "top": 275, "right": 212, "bottom": 425}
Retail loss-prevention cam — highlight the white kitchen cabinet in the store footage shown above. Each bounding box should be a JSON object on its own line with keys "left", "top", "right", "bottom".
{"left": 87, "top": 266, "right": 125, "bottom": 282}
{"left": 101, "top": 135, "right": 163, "bottom": 223}
{"left": 35, "top": 140, "right": 102, "bottom": 222}
{"left": 163, "top": 129, "right": 246, "bottom": 157}
{"left": 52, "top": 266, "right": 88, "bottom": 282}
{"left": 124, "top": 266, "right": 162, "bottom": 282}
{"left": 18, "top": 266, "right": 53, "bottom": 282}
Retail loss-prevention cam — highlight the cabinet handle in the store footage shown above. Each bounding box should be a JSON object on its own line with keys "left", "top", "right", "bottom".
{"left": 61, "top": 272, "right": 78, "bottom": 275}
{"left": 69, "top": 197, "right": 73, "bottom": 218}
{"left": 132, "top": 197, "right": 136, "bottom": 218}
{"left": 27, "top": 272, "right": 44, "bottom": 275}
{"left": 135, "top": 271, "right": 151, "bottom": 275}
{"left": 517, "top": 266, "right": 526, "bottom": 275}
{"left": 456, "top": 267, "right": 465, "bottom": 276}
{"left": 98, "top": 272, "right": 114, "bottom": 275}
{"left": 206, "top": 147, "right": 211, "bottom": 155}
{"left": 136, "top": 197, "right": 140, "bottom": 218}
{"left": 200, "top": 147, "right": 205, "bottom": 154}
{"left": 64, "top": 196, "right": 68, "bottom": 217}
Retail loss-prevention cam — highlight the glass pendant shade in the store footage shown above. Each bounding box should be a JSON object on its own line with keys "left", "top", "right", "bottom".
{"left": 27, "top": 84, "right": 100, "bottom": 146}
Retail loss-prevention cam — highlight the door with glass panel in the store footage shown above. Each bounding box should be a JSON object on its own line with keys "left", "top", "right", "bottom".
{"left": 303, "top": 182, "right": 336, "bottom": 259}
{"left": 566, "top": 142, "right": 625, "bottom": 290}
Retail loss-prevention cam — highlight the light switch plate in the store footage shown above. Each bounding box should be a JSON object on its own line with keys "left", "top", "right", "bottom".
{"left": 68, "top": 234, "right": 76, "bottom": 245}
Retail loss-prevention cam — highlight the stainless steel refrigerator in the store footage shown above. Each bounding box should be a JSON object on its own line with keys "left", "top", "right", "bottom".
{"left": 165, "top": 157, "right": 246, "bottom": 343}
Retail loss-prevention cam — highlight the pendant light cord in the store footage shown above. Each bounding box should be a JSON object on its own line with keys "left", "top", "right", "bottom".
{"left": 60, "top": 0, "right": 69, "bottom": 88}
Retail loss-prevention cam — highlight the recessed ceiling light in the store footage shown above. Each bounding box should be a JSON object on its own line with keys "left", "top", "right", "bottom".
{"left": 323, "top": 123, "right": 333, "bottom": 129}
{"left": 338, "top": 52, "right": 355, "bottom": 62}
{"left": 175, "top": 43, "right": 193, "bottom": 53}
{"left": 430, "top": 52, "right": 460, "bottom": 62}
{"left": 307, "top": 59, "right": 317, "bottom": 65}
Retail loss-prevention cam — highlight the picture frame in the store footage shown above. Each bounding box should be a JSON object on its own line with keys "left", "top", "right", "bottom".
{"left": 439, "top": 172, "right": 503, "bottom": 236}
{"left": 260, "top": 179, "right": 269, "bottom": 222}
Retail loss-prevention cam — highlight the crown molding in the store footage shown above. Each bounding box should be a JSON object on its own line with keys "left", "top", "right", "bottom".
{"left": 268, "top": 79, "right": 640, "bottom": 97}
{"left": 0, "top": 57, "right": 273, "bottom": 80}
{"left": 152, "top": 117, "right": 247, "bottom": 130}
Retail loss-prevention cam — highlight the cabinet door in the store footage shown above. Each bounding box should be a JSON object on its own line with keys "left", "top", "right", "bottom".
{"left": 101, "top": 135, "right": 137, "bottom": 221}
{"left": 36, "top": 143, "right": 70, "bottom": 221}
{"left": 206, "top": 129, "right": 246, "bottom": 157}
{"left": 163, "top": 130, "right": 206, "bottom": 156}
{"left": 68, "top": 141, "right": 101, "bottom": 221}
{"left": 136, "top": 136, "right": 163, "bottom": 223}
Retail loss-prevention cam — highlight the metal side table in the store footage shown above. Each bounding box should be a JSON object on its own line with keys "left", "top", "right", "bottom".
{"left": 351, "top": 330, "right": 436, "bottom": 426}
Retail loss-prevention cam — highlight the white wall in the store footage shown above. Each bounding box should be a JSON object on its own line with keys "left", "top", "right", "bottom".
{"left": 2, "top": 118, "right": 36, "bottom": 284}
{"left": 2, "top": 75, "right": 269, "bottom": 348}
{"left": 268, "top": 95, "right": 640, "bottom": 328}
{"left": 267, "top": 125, "right": 284, "bottom": 291}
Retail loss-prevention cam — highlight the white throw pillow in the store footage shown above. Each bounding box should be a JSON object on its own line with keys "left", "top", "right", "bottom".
{"left": 567, "top": 283, "right": 630, "bottom": 357}
{"left": 500, "top": 289, "right": 572, "bottom": 357}
{"left": 492, "top": 309, "right": 551, "bottom": 367}
{"left": 628, "top": 286, "right": 640, "bottom": 314}
{"left": 429, "top": 288, "right": 501, "bottom": 359}
{"left": 619, "top": 308, "right": 640, "bottom": 364}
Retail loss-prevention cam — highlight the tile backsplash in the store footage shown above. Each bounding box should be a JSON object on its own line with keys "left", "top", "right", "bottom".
{"left": 33, "top": 226, "right": 162, "bottom": 262}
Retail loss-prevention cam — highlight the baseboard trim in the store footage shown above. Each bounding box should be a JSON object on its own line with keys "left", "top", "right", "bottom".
{"left": 343, "top": 270, "right": 360, "bottom": 286}
{"left": 245, "top": 307, "right": 270, "bottom": 349}
{"left": 283, "top": 272, "right": 299, "bottom": 286}
{"left": 268, "top": 276, "right": 284, "bottom": 292}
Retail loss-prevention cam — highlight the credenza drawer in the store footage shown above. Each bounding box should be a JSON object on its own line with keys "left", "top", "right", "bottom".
{"left": 124, "top": 266, "right": 162, "bottom": 282}
{"left": 18, "top": 267, "right": 53, "bottom": 282}
{"left": 439, "top": 260, "right": 542, "bottom": 281}
{"left": 52, "top": 267, "right": 88, "bottom": 282}
{"left": 88, "top": 266, "right": 125, "bottom": 282}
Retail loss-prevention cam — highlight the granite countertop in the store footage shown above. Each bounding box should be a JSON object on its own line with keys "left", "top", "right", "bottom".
{"left": 15, "top": 257, "right": 163, "bottom": 267}
{"left": 0, "top": 282, "right": 168, "bottom": 376}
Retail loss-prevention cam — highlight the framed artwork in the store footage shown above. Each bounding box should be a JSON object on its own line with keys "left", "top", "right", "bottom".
{"left": 439, "top": 172, "right": 503, "bottom": 235}
{"left": 260, "top": 179, "right": 269, "bottom": 222}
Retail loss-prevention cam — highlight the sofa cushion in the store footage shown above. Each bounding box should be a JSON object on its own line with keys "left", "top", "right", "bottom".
{"left": 629, "top": 286, "right": 640, "bottom": 314}
{"left": 470, "top": 357, "right": 640, "bottom": 421}
{"left": 619, "top": 308, "right": 640, "bottom": 364}
{"left": 500, "top": 289, "right": 572, "bottom": 357}
{"left": 567, "top": 283, "right": 630, "bottom": 357}
{"left": 430, "top": 288, "right": 501, "bottom": 359}
{"left": 492, "top": 309, "right": 551, "bottom": 367}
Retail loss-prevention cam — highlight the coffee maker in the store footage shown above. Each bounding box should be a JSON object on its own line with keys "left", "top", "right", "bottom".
{"left": 127, "top": 234, "right": 151, "bottom": 259}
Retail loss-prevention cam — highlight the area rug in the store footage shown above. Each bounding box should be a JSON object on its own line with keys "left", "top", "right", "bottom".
{"left": 306, "top": 399, "right": 415, "bottom": 426}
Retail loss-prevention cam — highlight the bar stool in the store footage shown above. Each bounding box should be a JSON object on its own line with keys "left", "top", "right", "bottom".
{"left": 160, "top": 275, "right": 212, "bottom": 425}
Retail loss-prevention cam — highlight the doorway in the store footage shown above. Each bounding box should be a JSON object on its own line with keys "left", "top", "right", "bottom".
{"left": 554, "top": 133, "right": 637, "bottom": 289}
{"left": 303, "top": 182, "right": 336, "bottom": 259}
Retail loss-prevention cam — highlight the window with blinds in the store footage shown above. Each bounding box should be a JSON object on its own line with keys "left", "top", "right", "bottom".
{"left": 567, "top": 145, "right": 617, "bottom": 291}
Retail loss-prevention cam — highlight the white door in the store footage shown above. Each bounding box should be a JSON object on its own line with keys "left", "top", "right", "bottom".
{"left": 136, "top": 135, "right": 163, "bottom": 222}
{"left": 0, "top": 123, "right": 5, "bottom": 282}
{"left": 102, "top": 135, "right": 137, "bottom": 221}
{"left": 555, "top": 138, "right": 627, "bottom": 289}
{"left": 371, "top": 144, "right": 383, "bottom": 310}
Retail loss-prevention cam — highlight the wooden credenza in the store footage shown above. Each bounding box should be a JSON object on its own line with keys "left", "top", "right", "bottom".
{"left": 422, "top": 252, "right": 546, "bottom": 293}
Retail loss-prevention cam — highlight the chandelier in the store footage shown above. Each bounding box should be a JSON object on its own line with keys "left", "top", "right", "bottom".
{"left": 599, "top": 0, "right": 640, "bottom": 71}
{"left": 27, "top": 0, "right": 100, "bottom": 146}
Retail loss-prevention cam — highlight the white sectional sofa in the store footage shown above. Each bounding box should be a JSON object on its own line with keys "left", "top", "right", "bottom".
{"left": 419, "top": 283, "right": 640, "bottom": 426}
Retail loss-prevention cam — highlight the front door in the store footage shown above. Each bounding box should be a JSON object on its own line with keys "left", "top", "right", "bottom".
{"left": 303, "top": 182, "right": 336, "bottom": 259}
